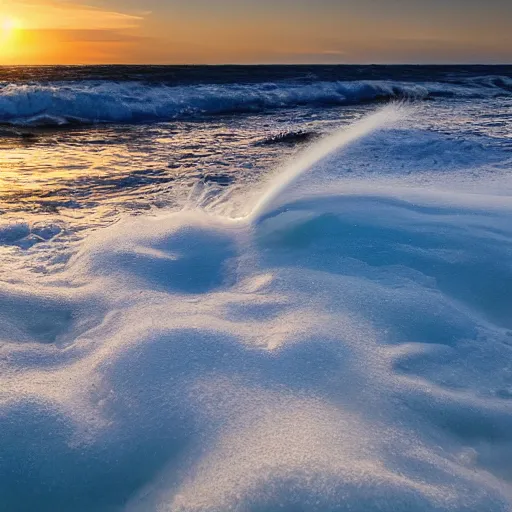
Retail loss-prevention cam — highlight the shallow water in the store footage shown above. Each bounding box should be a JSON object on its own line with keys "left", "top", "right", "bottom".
{"left": 1, "top": 66, "right": 512, "bottom": 511}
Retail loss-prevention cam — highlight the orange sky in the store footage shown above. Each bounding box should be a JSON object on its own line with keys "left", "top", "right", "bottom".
{"left": 1, "top": 0, "right": 511, "bottom": 64}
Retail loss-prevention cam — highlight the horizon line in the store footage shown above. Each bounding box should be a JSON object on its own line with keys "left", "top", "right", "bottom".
{"left": 1, "top": 62, "right": 512, "bottom": 67}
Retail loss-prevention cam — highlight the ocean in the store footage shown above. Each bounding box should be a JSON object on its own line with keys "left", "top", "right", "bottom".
{"left": 1, "top": 65, "right": 512, "bottom": 511}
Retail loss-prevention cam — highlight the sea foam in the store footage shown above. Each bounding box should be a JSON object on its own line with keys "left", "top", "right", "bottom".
{"left": 1, "top": 106, "right": 512, "bottom": 511}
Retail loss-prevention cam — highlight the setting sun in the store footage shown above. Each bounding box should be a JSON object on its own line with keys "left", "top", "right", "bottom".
{"left": 1, "top": 16, "right": 20, "bottom": 33}
{"left": 0, "top": 15, "right": 24, "bottom": 62}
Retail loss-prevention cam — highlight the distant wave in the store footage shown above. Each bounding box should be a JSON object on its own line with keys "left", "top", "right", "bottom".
{"left": 0, "top": 77, "right": 510, "bottom": 127}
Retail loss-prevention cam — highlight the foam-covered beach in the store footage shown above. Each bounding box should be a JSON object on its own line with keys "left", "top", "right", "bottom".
{"left": 1, "top": 65, "right": 512, "bottom": 511}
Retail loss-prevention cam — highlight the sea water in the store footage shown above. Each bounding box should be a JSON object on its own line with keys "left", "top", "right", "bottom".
{"left": 1, "top": 65, "right": 512, "bottom": 511}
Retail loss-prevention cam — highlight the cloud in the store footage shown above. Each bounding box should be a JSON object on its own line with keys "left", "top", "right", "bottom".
{"left": 20, "top": 28, "right": 148, "bottom": 43}
{"left": 3, "top": 0, "right": 145, "bottom": 30}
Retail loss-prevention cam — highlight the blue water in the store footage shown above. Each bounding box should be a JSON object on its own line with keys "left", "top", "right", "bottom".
{"left": 1, "top": 66, "right": 512, "bottom": 511}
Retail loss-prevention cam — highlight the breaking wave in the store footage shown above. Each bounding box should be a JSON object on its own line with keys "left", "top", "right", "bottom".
{"left": 1, "top": 76, "right": 511, "bottom": 126}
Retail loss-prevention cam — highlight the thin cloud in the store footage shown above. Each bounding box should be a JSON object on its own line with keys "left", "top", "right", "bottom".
{"left": 3, "top": 0, "right": 145, "bottom": 30}
{"left": 20, "top": 28, "right": 149, "bottom": 43}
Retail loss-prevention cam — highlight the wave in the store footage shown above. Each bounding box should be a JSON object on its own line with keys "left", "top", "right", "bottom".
{"left": 250, "top": 105, "right": 406, "bottom": 219}
{"left": 1, "top": 76, "right": 511, "bottom": 126}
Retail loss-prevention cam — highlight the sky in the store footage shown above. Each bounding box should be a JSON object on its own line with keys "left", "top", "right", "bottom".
{"left": 0, "top": 0, "right": 511, "bottom": 64}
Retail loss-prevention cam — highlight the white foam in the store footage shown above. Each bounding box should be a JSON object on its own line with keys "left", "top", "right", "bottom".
{"left": 249, "top": 104, "right": 406, "bottom": 219}
{"left": 1, "top": 109, "right": 512, "bottom": 511}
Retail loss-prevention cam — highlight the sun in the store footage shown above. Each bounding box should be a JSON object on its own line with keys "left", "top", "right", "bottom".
{"left": 2, "top": 17, "right": 21, "bottom": 34}
{"left": 1, "top": 16, "right": 23, "bottom": 56}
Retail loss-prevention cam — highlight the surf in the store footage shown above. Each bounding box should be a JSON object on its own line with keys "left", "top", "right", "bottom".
{"left": 1, "top": 96, "right": 512, "bottom": 512}
{"left": 248, "top": 103, "right": 407, "bottom": 221}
